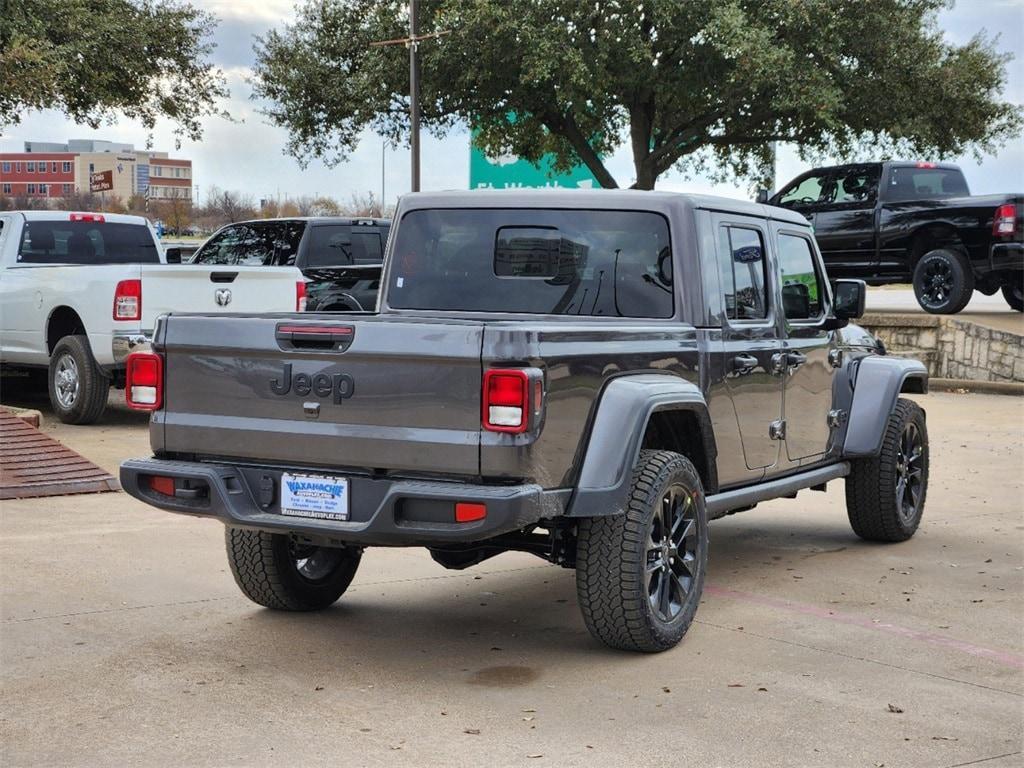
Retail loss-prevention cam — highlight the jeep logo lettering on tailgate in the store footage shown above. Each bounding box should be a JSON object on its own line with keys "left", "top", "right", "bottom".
{"left": 270, "top": 363, "right": 354, "bottom": 403}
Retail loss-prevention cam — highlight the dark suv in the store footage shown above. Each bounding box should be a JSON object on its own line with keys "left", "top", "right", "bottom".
{"left": 190, "top": 217, "right": 391, "bottom": 311}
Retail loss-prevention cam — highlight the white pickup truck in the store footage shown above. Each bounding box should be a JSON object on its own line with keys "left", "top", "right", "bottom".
{"left": 0, "top": 210, "right": 307, "bottom": 424}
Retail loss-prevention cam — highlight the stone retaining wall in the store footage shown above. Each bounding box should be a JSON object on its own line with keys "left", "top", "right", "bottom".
{"left": 860, "top": 313, "right": 1023, "bottom": 383}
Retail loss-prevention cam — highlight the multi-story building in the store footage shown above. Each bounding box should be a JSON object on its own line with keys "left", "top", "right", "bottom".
{"left": 0, "top": 139, "right": 193, "bottom": 202}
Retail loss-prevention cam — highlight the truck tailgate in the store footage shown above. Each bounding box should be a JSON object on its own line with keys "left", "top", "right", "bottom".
{"left": 139, "top": 265, "right": 302, "bottom": 325}
{"left": 156, "top": 315, "right": 484, "bottom": 476}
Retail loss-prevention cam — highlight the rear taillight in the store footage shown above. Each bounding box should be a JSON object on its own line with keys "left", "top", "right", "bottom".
{"left": 483, "top": 369, "right": 530, "bottom": 433}
{"left": 113, "top": 279, "right": 142, "bottom": 321}
{"left": 125, "top": 352, "right": 163, "bottom": 410}
{"left": 993, "top": 203, "right": 1018, "bottom": 236}
{"left": 296, "top": 280, "right": 307, "bottom": 311}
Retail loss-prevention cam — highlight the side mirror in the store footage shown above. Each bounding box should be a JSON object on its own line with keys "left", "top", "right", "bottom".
{"left": 827, "top": 279, "right": 866, "bottom": 330}
{"left": 755, "top": 188, "right": 769, "bottom": 204}
{"left": 165, "top": 247, "right": 182, "bottom": 264}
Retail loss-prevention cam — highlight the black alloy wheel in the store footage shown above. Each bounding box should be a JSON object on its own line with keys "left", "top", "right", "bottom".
{"left": 646, "top": 484, "right": 700, "bottom": 623}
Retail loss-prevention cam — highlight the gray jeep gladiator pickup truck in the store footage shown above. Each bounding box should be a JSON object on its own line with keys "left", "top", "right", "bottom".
{"left": 121, "top": 190, "right": 929, "bottom": 652}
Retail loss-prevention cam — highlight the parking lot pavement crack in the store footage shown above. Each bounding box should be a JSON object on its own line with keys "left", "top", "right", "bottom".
{"left": 695, "top": 619, "right": 1022, "bottom": 698}
{"left": 944, "top": 751, "right": 1023, "bottom": 767}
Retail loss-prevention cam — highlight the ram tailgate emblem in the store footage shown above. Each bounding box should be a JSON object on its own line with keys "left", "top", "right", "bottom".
{"left": 214, "top": 288, "right": 232, "bottom": 306}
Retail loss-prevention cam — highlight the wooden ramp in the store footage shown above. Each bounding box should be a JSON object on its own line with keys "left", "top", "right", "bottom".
{"left": 0, "top": 410, "right": 119, "bottom": 500}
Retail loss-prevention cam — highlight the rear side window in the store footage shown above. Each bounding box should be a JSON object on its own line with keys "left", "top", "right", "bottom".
{"left": 778, "top": 234, "right": 825, "bottom": 320}
{"left": 193, "top": 221, "right": 305, "bottom": 266}
{"left": 887, "top": 167, "right": 969, "bottom": 201}
{"left": 718, "top": 226, "right": 768, "bottom": 321}
{"left": 17, "top": 221, "right": 158, "bottom": 264}
{"left": 387, "top": 209, "right": 673, "bottom": 317}
{"left": 306, "top": 225, "right": 383, "bottom": 267}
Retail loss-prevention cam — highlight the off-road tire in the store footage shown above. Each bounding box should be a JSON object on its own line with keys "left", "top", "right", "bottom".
{"left": 845, "top": 398, "right": 928, "bottom": 542}
{"left": 48, "top": 335, "right": 109, "bottom": 424}
{"left": 575, "top": 450, "right": 708, "bottom": 652}
{"left": 1002, "top": 282, "right": 1023, "bottom": 312}
{"left": 912, "top": 248, "right": 974, "bottom": 315}
{"left": 225, "top": 527, "right": 361, "bottom": 611}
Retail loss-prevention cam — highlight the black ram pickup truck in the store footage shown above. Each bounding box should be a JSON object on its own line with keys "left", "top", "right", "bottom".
{"left": 188, "top": 217, "right": 391, "bottom": 312}
{"left": 765, "top": 162, "right": 1023, "bottom": 314}
{"left": 121, "top": 190, "right": 929, "bottom": 653}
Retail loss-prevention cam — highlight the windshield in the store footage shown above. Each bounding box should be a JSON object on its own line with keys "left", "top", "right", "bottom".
{"left": 17, "top": 221, "right": 158, "bottom": 264}
{"left": 192, "top": 221, "right": 306, "bottom": 266}
{"left": 387, "top": 209, "right": 674, "bottom": 317}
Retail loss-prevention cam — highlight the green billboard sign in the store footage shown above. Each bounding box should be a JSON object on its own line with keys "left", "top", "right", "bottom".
{"left": 469, "top": 133, "right": 599, "bottom": 190}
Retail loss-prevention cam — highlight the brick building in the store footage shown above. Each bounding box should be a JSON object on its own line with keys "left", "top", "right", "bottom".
{"left": 0, "top": 139, "right": 192, "bottom": 202}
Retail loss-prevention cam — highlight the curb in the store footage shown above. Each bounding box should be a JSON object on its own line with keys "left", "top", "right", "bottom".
{"left": 929, "top": 378, "right": 1024, "bottom": 396}
{"left": 0, "top": 406, "right": 43, "bottom": 427}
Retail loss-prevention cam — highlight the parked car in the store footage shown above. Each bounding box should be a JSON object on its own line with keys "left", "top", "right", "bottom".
{"left": 763, "top": 162, "right": 1023, "bottom": 313}
{"left": 121, "top": 190, "right": 929, "bottom": 653}
{"left": 0, "top": 210, "right": 306, "bottom": 424}
{"left": 187, "top": 217, "right": 391, "bottom": 312}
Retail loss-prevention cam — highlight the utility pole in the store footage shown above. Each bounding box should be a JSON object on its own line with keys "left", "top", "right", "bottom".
{"left": 409, "top": 0, "right": 420, "bottom": 192}
{"left": 370, "top": 5, "right": 449, "bottom": 195}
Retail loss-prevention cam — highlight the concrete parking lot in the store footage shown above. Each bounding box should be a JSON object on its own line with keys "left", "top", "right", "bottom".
{"left": 1, "top": 389, "right": 1022, "bottom": 768}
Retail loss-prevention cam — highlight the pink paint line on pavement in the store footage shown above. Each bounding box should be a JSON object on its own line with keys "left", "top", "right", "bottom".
{"left": 706, "top": 584, "right": 1024, "bottom": 670}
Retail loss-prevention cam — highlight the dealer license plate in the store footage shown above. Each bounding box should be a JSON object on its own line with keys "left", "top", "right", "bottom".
{"left": 280, "top": 473, "right": 349, "bottom": 521}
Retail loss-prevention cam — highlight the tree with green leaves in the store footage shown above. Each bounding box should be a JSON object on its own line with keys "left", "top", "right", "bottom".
{"left": 0, "top": 0, "right": 227, "bottom": 143}
{"left": 253, "top": 0, "right": 1021, "bottom": 189}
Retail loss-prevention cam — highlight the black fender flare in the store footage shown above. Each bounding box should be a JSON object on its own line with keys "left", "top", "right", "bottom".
{"left": 565, "top": 374, "right": 716, "bottom": 518}
{"left": 843, "top": 356, "right": 928, "bottom": 457}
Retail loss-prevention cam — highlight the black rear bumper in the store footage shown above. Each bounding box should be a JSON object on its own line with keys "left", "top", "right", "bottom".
{"left": 120, "top": 458, "right": 567, "bottom": 546}
{"left": 985, "top": 242, "right": 1024, "bottom": 274}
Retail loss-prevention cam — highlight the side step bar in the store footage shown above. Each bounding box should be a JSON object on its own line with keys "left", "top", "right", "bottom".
{"left": 706, "top": 462, "right": 850, "bottom": 519}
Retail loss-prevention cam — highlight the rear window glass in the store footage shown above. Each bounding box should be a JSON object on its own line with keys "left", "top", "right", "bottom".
{"left": 306, "top": 225, "right": 383, "bottom": 267}
{"left": 387, "top": 209, "right": 673, "bottom": 317}
{"left": 887, "top": 167, "right": 969, "bottom": 201}
{"left": 17, "top": 221, "right": 158, "bottom": 264}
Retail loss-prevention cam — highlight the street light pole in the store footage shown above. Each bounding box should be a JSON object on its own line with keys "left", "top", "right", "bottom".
{"left": 409, "top": 0, "right": 421, "bottom": 192}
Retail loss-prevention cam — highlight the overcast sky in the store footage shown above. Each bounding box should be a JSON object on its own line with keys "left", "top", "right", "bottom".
{"left": 2, "top": 0, "right": 1021, "bottom": 206}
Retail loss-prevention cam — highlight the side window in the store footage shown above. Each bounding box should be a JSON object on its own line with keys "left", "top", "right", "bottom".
{"left": 719, "top": 226, "right": 768, "bottom": 321}
{"left": 828, "top": 166, "right": 880, "bottom": 206}
{"left": 776, "top": 173, "right": 828, "bottom": 209}
{"left": 778, "top": 234, "right": 825, "bottom": 321}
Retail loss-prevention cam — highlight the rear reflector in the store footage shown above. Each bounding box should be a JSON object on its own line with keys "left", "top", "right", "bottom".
{"left": 296, "top": 280, "right": 308, "bottom": 312}
{"left": 70, "top": 213, "right": 105, "bottom": 223}
{"left": 125, "top": 352, "right": 163, "bottom": 410}
{"left": 148, "top": 476, "right": 175, "bottom": 496}
{"left": 993, "top": 203, "right": 1017, "bottom": 236}
{"left": 483, "top": 369, "right": 530, "bottom": 433}
{"left": 113, "top": 279, "right": 142, "bottom": 321}
{"left": 455, "top": 502, "right": 487, "bottom": 523}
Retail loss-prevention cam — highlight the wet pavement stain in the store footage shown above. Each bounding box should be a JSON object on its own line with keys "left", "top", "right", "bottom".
{"left": 466, "top": 665, "right": 540, "bottom": 687}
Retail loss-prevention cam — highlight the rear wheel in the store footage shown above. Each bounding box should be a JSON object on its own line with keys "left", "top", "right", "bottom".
{"left": 912, "top": 248, "right": 974, "bottom": 314}
{"left": 845, "top": 398, "right": 928, "bottom": 542}
{"left": 225, "top": 527, "right": 362, "bottom": 611}
{"left": 1002, "top": 282, "right": 1023, "bottom": 312}
{"left": 48, "top": 335, "right": 109, "bottom": 424}
{"left": 575, "top": 450, "right": 708, "bottom": 652}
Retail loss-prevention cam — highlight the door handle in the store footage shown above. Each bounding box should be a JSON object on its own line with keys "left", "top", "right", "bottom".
{"left": 731, "top": 354, "right": 758, "bottom": 373}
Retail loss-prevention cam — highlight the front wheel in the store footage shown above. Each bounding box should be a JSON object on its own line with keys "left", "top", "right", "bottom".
{"left": 845, "top": 398, "right": 929, "bottom": 542}
{"left": 1002, "top": 282, "right": 1023, "bottom": 312}
{"left": 575, "top": 450, "right": 708, "bottom": 652}
{"left": 225, "top": 527, "right": 362, "bottom": 611}
{"left": 48, "top": 335, "right": 110, "bottom": 424}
